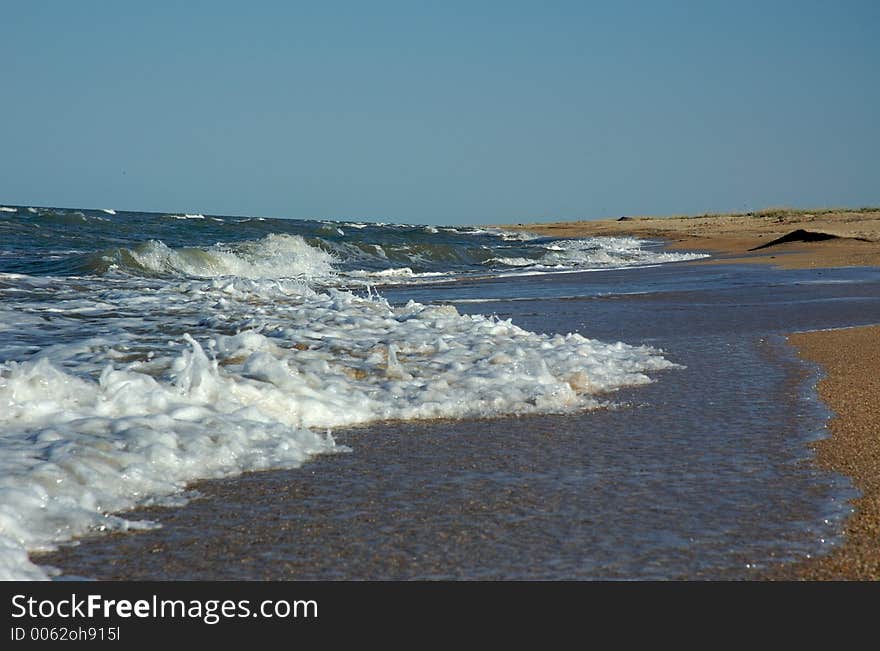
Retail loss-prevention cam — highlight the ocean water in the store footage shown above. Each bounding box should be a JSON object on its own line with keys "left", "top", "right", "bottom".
{"left": 2, "top": 205, "right": 880, "bottom": 580}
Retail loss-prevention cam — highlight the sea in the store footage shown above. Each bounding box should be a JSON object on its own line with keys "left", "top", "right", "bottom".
{"left": 2, "top": 204, "right": 880, "bottom": 580}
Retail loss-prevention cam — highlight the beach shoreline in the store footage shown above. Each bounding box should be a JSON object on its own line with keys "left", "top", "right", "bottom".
{"left": 499, "top": 208, "right": 880, "bottom": 270}
{"left": 765, "top": 326, "right": 880, "bottom": 579}
{"left": 504, "top": 209, "right": 880, "bottom": 579}
{"left": 26, "top": 209, "right": 880, "bottom": 581}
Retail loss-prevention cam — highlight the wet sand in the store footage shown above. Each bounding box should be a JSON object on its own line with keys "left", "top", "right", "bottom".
{"left": 501, "top": 208, "right": 880, "bottom": 269}
{"left": 768, "top": 326, "right": 880, "bottom": 580}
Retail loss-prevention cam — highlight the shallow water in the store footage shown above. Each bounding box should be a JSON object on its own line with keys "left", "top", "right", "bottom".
{"left": 35, "top": 263, "right": 880, "bottom": 579}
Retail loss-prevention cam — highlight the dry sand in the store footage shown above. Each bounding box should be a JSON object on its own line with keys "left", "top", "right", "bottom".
{"left": 501, "top": 208, "right": 880, "bottom": 269}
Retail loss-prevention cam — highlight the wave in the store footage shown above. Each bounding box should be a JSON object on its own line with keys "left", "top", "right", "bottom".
{"left": 89, "top": 234, "right": 337, "bottom": 281}
{"left": 2, "top": 207, "right": 710, "bottom": 285}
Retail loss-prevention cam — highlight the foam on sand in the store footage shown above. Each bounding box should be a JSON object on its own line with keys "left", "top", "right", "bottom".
{"left": 0, "top": 340, "right": 339, "bottom": 580}
{"left": 0, "top": 270, "right": 680, "bottom": 580}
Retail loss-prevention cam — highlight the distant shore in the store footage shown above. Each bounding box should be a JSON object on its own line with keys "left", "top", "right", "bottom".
{"left": 507, "top": 208, "right": 880, "bottom": 579}
{"left": 500, "top": 207, "right": 880, "bottom": 270}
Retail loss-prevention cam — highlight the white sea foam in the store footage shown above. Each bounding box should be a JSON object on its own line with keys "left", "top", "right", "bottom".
{"left": 485, "top": 237, "right": 708, "bottom": 270}
{"left": 0, "top": 339, "right": 339, "bottom": 580}
{"left": 342, "top": 267, "right": 450, "bottom": 284}
{"left": 352, "top": 267, "right": 418, "bottom": 278}
{"left": 0, "top": 207, "right": 17, "bottom": 213}
{"left": 101, "top": 209, "right": 116, "bottom": 215}
{"left": 0, "top": 261, "right": 681, "bottom": 579}
{"left": 485, "top": 256, "right": 536, "bottom": 267}
{"left": 485, "top": 228, "right": 542, "bottom": 241}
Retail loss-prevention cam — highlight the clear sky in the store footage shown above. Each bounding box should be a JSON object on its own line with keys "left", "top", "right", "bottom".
{"left": 2, "top": 1, "right": 878, "bottom": 225}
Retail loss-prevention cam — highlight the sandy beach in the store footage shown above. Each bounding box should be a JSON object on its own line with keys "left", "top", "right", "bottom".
{"left": 506, "top": 208, "right": 880, "bottom": 579}
{"left": 504, "top": 208, "right": 880, "bottom": 270}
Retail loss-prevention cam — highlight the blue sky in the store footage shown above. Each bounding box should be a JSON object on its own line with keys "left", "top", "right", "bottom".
{"left": 2, "top": 1, "right": 878, "bottom": 224}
